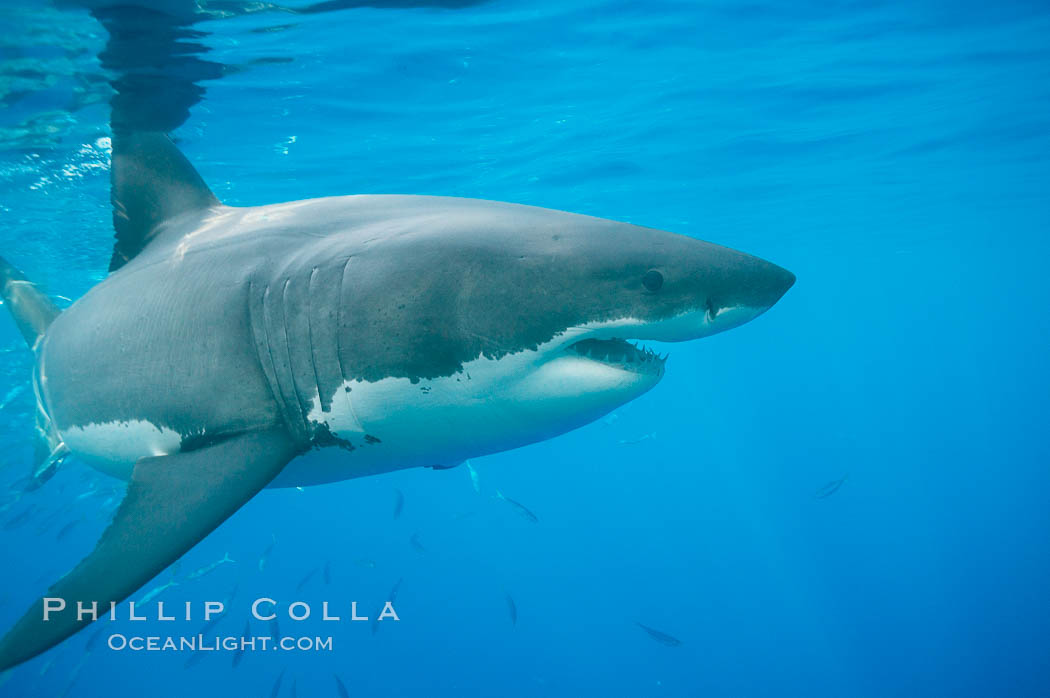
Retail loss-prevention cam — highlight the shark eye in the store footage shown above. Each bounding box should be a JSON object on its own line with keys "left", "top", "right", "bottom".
{"left": 642, "top": 270, "right": 664, "bottom": 292}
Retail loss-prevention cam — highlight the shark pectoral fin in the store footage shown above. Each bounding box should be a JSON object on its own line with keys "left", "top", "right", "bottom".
{"left": 0, "top": 427, "right": 299, "bottom": 671}
{"left": 109, "top": 131, "right": 221, "bottom": 272}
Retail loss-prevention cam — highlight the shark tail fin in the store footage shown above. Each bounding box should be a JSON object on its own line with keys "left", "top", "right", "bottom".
{"left": 0, "top": 256, "right": 60, "bottom": 349}
{"left": 109, "top": 132, "right": 220, "bottom": 272}
{"left": 0, "top": 257, "right": 68, "bottom": 490}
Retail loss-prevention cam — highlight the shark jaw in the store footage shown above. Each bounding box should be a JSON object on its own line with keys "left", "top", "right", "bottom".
{"left": 565, "top": 338, "right": 668, "bottom": 374}
{"left": 545, "top": 299, "right": 773, "bottom": 381}
{"left": 278, "top": 316, "right": 687, "bottom": 487}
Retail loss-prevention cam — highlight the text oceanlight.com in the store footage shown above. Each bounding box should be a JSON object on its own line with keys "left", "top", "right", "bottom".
{"left": 108, "top": 634, "right": 333, "bottom": 652}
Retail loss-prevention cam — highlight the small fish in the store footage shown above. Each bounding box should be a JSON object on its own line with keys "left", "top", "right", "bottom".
{"left": 270, "top": 668, "right": 286, "bottom": 698}
{"left": 295, "top": 567, "right": 318, "bottom": 592}
{"left": 0, "top": 493, "right": 23, "bottom": 515}
{"left": 323, "top": 560, "right": 331, "bottom": 585}
{"left": 183, "top": 649, "right": 205, "bottom": 669}
{"left": 57, "top": 653, "right": 88, "bottom": 698}
{"left": 334, "top": 674, "right": 350, "bottom": 698}
{"left": 506, "top": 593, "right": 517, "bottom": 626}
{"left": 34, "top": 509, "right": 65, "bottom": 535}
{"left": 355, "top": 559, "right": 376, "bottom": 569}
{"left": 259, "top": 534, "right": 277, "bottom": 572}
{"left": 3, "top": 508, "right": 31, "bottom": 531}
{"left": 635, "top": 622, "right": 682, "bottom": 647}
{"left": 602, "top": 412, "right": 620, "bottom": 425}
{"left": 465, "top": 460, "right": 481, "bottom": 493}
{"left": 186, "top": 552, "right": 235, "bottom": 580}
{"left": 138, "top": 579, "right": 178, "bottom": 605}
{"left": 84, "top": 626, "right": 106, "bottom": 653}
{"left": 75, "top": 488, "right": 97, "bottom": 501}
{"left": 393, "top": 488, "right": 404, "bottom": 519}
{"left": 232, "top": 619, "right": 250, "bottom": 668}
{"left": 372, "top": 577, "right": 403, "bottom": 636}
{"left": 0, "top": 383, "right": 26, "bottom": 410}
{"left": 814, "top": 475, "right": 848, "bottom": 499}
{"left": 617, "top": 432, "right": 656, "bottom": 445}
{"left": 494, "top": 489, "right": 538, "bottom": 523}
{"left": 55, "top": 518, "right": 81, "bottom": 541}
{"left": 409, "top": 532, "right": 426, "bottom": 554}
{"left": 198, "top": 608, "right": 227, "bottom": 637}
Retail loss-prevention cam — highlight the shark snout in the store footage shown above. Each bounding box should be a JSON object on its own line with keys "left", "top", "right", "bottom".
{"left": 661, "top": 249, "right": 795, "bottom": 341}
{"left": 749, "top": 260, "right": 795, "bottom": 311}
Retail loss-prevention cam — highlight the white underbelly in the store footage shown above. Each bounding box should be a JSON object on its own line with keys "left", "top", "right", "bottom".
{"left": 60, "top": 419, "right": 182, "bottom": 481}
{"left": 58, "top": 342, "right": 637, "bottom": 488}
{"left": 58, "top": 413, "right": 452, "bottom": 488}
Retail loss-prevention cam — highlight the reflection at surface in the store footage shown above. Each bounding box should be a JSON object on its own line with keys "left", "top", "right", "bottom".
{"left": 2, "top": 0, "right": 489, "bottom": 144}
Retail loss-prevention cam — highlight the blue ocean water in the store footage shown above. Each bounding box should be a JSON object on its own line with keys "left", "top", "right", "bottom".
{"left": 1, "top": 0, "right": 1048, "bottom": 696}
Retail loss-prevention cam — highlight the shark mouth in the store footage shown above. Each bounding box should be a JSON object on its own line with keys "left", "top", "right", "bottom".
{"left": 566, "top": 338, "right": 666, "bottom": 374}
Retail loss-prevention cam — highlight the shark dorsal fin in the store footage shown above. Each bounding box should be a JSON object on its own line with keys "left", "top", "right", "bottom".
{"left": 109, "top": 132, "right": 220, "bottom": 272}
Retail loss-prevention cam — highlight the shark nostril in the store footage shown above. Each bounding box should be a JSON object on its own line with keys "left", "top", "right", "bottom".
{"left": 705, "top": 298, "right": 719, "bottom": 321}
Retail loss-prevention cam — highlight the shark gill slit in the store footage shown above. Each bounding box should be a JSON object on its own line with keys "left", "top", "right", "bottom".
{"left": 334, "top": 255, "right": 364, "bottom": 430}
{"left": 245, "top": 279, "right": 283, "bottom": 428}
{"left": 260, "top": 283, "right": 302, "bottom": 440}
{"left": 313, "top": 262, "right": 353, "bottom": 421}
{"left": 278, "top": 276, "right": 311, "bottom": 429}
{"left": 304, "top": 266, "right": 326, "bottom": 414}
{"left": 335, "top": 255, "right": 353, "bottom": 388}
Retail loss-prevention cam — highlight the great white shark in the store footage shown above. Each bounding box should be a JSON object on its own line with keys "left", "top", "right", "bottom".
{"left": 0, "top": 133, "right": 793, "bottom": 668}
